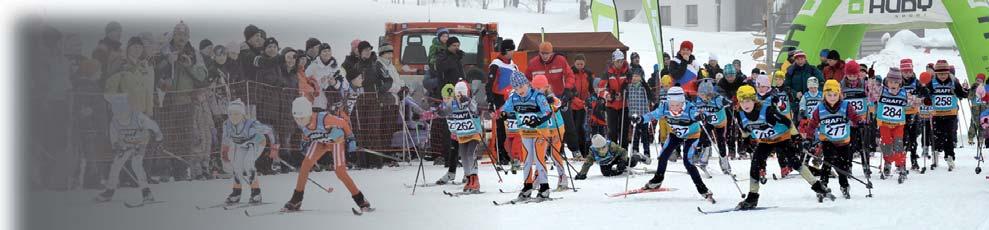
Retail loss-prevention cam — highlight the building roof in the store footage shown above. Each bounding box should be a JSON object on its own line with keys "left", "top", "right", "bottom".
{"left": 517, "top": 32, "right": 628, "bottom": 52}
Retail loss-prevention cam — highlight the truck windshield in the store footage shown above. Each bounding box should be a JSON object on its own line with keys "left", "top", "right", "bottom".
{"left": 401, "top": 33, "right": 479, "bottom": 65}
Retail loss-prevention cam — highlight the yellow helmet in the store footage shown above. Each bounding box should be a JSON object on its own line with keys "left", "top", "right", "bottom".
{"left": 441, "top": 84, "right": 455, "bottom": 99}
{"left": 661, "top": 75, "right": 673, "bottom": 87}
{"left": 823, "top": 80, "right": 841, "bottom": 94}
{"left": 773, "top": 70, "right": 786, "bottom": 84}
{"left": 736, "top": 85, "right": 757, "bottom": 102}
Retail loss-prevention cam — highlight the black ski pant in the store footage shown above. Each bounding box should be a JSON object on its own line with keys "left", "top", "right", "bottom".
{"left": 820, "top": 142, "right": 851, "bottom": 188}
{"left": 564, "top": 109, "right": 589, "bottom": 158}
{"left": 932, "top": 115, "right": 958, "bottom": 160}
{"left": 652, "top": 136, "right": 709, "bottom": 194}
{"left": 606, "top": 108, "right": 630, "bottom": 148}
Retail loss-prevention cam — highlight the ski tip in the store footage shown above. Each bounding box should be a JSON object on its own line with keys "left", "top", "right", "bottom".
{"left": 243, "top": 210, "right": 250, "bottom": 217}
{"left": 351, "top": 208, "right": 363, "bottom": 216}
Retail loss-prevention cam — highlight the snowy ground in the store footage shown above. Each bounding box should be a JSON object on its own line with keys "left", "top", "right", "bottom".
{"left": 28, "top": 145, "right": 989, "bottom": 230}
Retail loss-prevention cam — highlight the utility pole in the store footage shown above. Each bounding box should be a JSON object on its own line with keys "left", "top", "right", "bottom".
{"left": 765, "top": 0, "right": 775, "bottom": 73}
{"left": 716, "top": 0, "right": 721, "bottom": 32}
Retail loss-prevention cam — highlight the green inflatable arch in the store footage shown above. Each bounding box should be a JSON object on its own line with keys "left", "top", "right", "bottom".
{"left": 778, "top": 0, "right": 989, "bottom": 82}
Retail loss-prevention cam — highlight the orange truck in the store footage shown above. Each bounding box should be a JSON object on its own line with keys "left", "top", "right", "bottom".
{"left": 380, "top": 22, "right": 528, "bottom": 105}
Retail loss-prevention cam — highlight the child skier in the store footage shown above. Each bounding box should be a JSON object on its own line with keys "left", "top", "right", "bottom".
{"left": 501, "top": 71, "right": 555, "bottom": 200}
{"left": 734, "top": 85, "right": 834, "bottom": 210}
{"left": 755, "top": 74, "right": 799, "bottom": 178}
{"left": 840, "top": 61, "right": 872, "bottom": 176}
{"left": 876, "top": 68, "right": 910, "bottom": 183}
{"left": 800, "top": 80, "right": 863, "bottom": 199}
{"left": 94, "top": 94, "right": 164, "bottom": 203}
{"left": 532, "top": 75, "right": 571, "bottom": 191}
{"left": 446, "top": 81, "right": 484, "bottom": 193}
{"left": 899, "top": 59, "right": 923, "bottom": 171}
{"left": 587, "top": 80, "right": 609, "bottom": 137}
{"left": 635, "top": 86, "right": 715, "bottom": 203}
{"left": 923, "top": 60, "right": 969, "bottom": 171}
{"left": 284, "top": 97, "right": 371, "bottom": 212}
{"left": 221, "top": 99, "right": 279, "bottom": 204}
{"left": 694, "top": 79, "right": 732, "bottom": 175}
{"left": 575, "top": 134, "right": 629, "bottom": 179}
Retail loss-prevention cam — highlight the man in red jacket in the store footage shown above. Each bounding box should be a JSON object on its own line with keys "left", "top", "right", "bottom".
{"left": 526, "top": 41, "right": 577, "bottom": 156}
{"left": 605, "top": 49, "right": 631, "bottom": 147}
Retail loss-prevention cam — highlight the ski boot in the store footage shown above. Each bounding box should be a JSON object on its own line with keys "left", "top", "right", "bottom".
{"left": 779, "top": 167, "right": 792, "bottom": 179}
{"left": 897, "top": 168, "right": 908, "bottom": 184}
{"left": 911, "top": 158, "right": 920, "bottom": 172}
{"left": 701, "top": 190, "right": 716, "bottom": 204}
{"left": 574, "top": 173, "right": 587, "bottom": 180}
{"left": 736, "top": 192, "right": 760, "bottom": 210}
{"left": 840, "top": 187, "right": 850, "bottom": 199}
{"left": 555, "top": 175, "right": 570, "bottom": 192}
{"left": 463, "top": 175, "right": 480, "bottom": 193}
{"left": 282, "top": 190, "right": 304, "bottom": 211}
{"left": 249, "top": 188, "right": 262, "bottom": 204}
{"left": 93, "top": 189, "right": 115, "bottom": 202}
{"left": 351, "top": 192, "right": 373, "bottom": 212}
{"left": 517, "top": 183, "right": 533, "bottom": 201}
{"left": 811, "top": 181, "right": 836, "bottom": 203}
{"left": 536, "top": 183, "right": 551, "bottom": 200}
{"left": 881, "top": 163, "right": 892, "bottom": 180}
{"left": 642, "top": 176, "right": 663, "bottom": 190}
{"left": 225, "top": 188, "right": 242, "bottom": 204}
{"left": 947, "top": 156, "right": 955, "bottom": 171}
{"left": 510, "top": 160, "right": 520, "bottom": 175}
{"left": 141, "top": 188, "right": 155, "bottom": 203}
{"left": 931, "top": 151, "right": 939, "bottom": 170}
{"left": 643, "top": 153, "right": 653, "bottom": 165}
{"left": 719, "top": 157, "right": 732, "bottom": 175}
{"left": 435, "top": 172, "right": 456, "bottom": 185}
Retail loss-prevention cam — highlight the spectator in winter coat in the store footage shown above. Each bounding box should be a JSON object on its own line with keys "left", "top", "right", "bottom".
{"left": 526, "top": 42, "right": 576, "bottom": 97}
{"left": 704, "top": 54, "right": 723, "bottom": 79}
{"left": 154, "top": 21, "right": 210, "bottom": 180}
{"left": 279, "top": 48, "right": 300, "bottom": 89}
{"left": 784, "top": 50, "right": 823, "bottom": 99}
{"left": 105, "top": 36, "right": 155, "bottom": 116}
{"left": 431, "top": 37, "right": 466, "bottom": 99}
{"left": 199, "top": 39, "right": 213, "bottom": 69}
{"left": 568, "top": 54, "right": 594, "bottom": 157}
{"left": 254, "top": 37, "right": 286, "bottom": 87}
{"left": 350, "top": 41, "right": 385, "bottom": 94}
{"left": 304, "top": 38, "right": 321, "bottom": 67}
{"left": 93, "top": 21, "right": 123, "bottom": 79}
{"left": 629, "top": 52, "right": 644, "bottom": 78}
{"left": 238, "top": 24, "right": 266, "bottom": 82}
{"left": 486, "top": 39, "right": 518, "bottom": 163}
{"left": 669, "top": 41, "right": 703, "bottom": 86}
{"left": 605, "top": 49, "right": 631, "bottom": 147}
{"left": 378, "top": 43, "right": 403, "bottom": 104}
{"left": 428, "top": 28, "right": 451, "bottom": 70}
{"left": 648, "top": 53, "right": 672, "bottom": 91}
{"left": 817, "top": 49, "right": 830, "bottom": 72}
{"left": 717, "top": 63, "right": 746, "bottom": 101}
{"left": 822, "top": 50, "right": 845, "bottom": 82}
{"left": 304, "top": 43, "right": 343, "bottom": 111}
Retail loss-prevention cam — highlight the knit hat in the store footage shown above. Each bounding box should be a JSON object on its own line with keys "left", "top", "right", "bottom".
{"left": 978, "top": 73, "right": 986, "bottom": 82}
{"left": 596, "top": 78, "right": 607, "bottom": 89}
{"left": 751, "top": 68, "right": 762, "bottom": 74}
{"left": 291, "top": 97, "right": 313, "bottom": 118}
{"left": 698, "top": 79, "right": 716, "bottom": 96}
{"left": 631, "top": 52, "right": 640, "bottom": 60}
{"left": 357, "top": 41, "right": 372, "bottom": 52}
{"left": 126, "top": 36, "right": 143, "bottom": 48}
{"left": 319, "top": 43, "right": 331, "bottom": 53}
{"left": 934, "top": 60, "right": 950, "bottom": 73}
{"left": 454, "top": 81, "right": 470, "bottom": 97}
{"left": 350, "top": 39, "right": 361, "bottom": 51}
{"left": 736, "top": 85, "right": 757, "bottom": 102}
{"left": 844, "top": 60, "right": 860, "bottom": 75}
{"left": 668, "top": 87, "right": 686, "bottom": 103}
{"left": 591, "top": 134, "right": 607, "bottom": 149}
{"left": 680, "top": 40, "right": 694, "bottom": 51}
{"left": 885, "top": 67, "right": 903, "bottom": 82}
{"left": 379, "top": 43, "right": 394, "bottom": 54}
{"left": 773, "top": 70, "right": 785, "bottom": 81}
{"left": 756, "top": 74, "right": 771, "bottom": 87}
{"left": 820, "top": 49, "right": 830, "bottom": 58}
{"left": 653, "top": 64, "right": 660, "bottom": 72}
{"left": 900, "top": 59, "right": 914, "bottom": 72}
{"left": 532, "top": 75, "right": 549, "bottom": 89}
{"left": 436, "top": 27, "right": 450, "bottom": 37}
{"left": 660, "top": 75, "right": 673, "bottom": 87}
{"left": 105, "top": 21, "right": 122, "bottom": 34}
{"left": 539, "top": 42, "right": 553, "bottom": 53}
{"left": 807, "top": 77, "right": 819, "bottom": 88}
{"left": 724, "top": 64, "right": 736, "bottom": 76}
{"left": 446, "top": 37, "right": 460, "bottom": 47}
{"left": 827, "top": 50, "right": 840, "bottom": 61}
{"left": 824, "top": 80, "right": 841, "bottom": 94}
{"left": 792, "top": 50, "right": 806, "bottom": 59}
{"left": 243, "top": 24, "right": 261, "bottom": 40}
{"left": 709, "top": 53, "right": 718, "bottom": 61}
{"left": 500, "top": 39, "right": 515, "bottom": 53}
{"left": 510, "top": 71, "right": 529, "bottom": 89}
{"left": 612, "top": 49, "right": 624, "bottom": 61}
{"left": 306, "top": 38, "right": 321, "bottom": 51}
{"left": 199, "top": 39, "right": 213, "bottom": 50}
{"left": 227, "top": 99, "right": 246, "bottom": 115}
{"left": 264, "top": 37, "right": 279, "bottom": 49}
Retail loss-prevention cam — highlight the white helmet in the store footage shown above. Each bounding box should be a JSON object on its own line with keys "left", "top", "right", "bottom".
{"left": 667, "top": 86, "right": 686, "bottom": 103}
{"left": 455, "top": 81, "right": 470, "bottom": 97}
{"left": 292, "top": 97, "right": 313, "bottom": 118}
{"left": 227, "top": 99, "right": 246, "bottom": 115}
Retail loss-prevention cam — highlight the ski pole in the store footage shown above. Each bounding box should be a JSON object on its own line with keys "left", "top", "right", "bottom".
{"left": 623, "top": 116, "right": 637, "bottom": 198}
{"left": 699, "top": 121, "right": 744, "bottom": 198}
{"left": 277, "top": 159, "right": 334, "bottom": 193}
{"left": 801, "top": 150, "right": 874, "bottom": 198}
{"left": 478, "top": 119, "right": 505, "bottom": 183}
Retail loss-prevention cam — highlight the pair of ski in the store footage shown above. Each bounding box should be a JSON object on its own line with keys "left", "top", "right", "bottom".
{"left": 195, "top": 202, "right": 272, "bottom": 210}
{"left": 492, "top": 197, "right": 562, "bottom": 206}
{"left": 404, "top": 182, "right": 461, "bottom": 188}
{"left": 443, "top": 190, "right": 485, "bottom": 197}
{"left": 122, "top": 200, "right": 165, "bottom": 208}
{"left": 498, "top": 187, "right": 580, "bottom": 194}
{"left": 244, "top": 207, "right": 375, "bottom": 217}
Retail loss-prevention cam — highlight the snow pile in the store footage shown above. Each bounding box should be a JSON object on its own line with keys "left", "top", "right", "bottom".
{"left": 860, "top": 29, "right": 965, "bottom": 79}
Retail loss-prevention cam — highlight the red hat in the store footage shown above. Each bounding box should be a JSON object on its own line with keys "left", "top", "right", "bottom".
{"left": 680, "top": 40, "right": 694, "bottom": 51}
{"left": 532, "top": 75, "right": 549, "bottom": 89}
{"left": 900, "top": 59, "right": 913, "bottom": 72}
{"left": 978, "top": 73, "right": 986, "bottom": 81}
{"left": 844, "top": 60, "right": 860, "bottom": 75}
{"left": 596, "top": 79, "right": 608, "bottom": 89}
{"left": 793, "top": 50, "right": 806, "bottom": 58}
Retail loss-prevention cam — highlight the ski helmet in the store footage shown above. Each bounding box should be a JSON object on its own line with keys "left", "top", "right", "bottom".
{"left": 736, "top": 85, "right": 756, "bottom": 102}
{"left": 591, "top": 134, "right": 607, "bottom": 149}
{"left": 668, "top": 86, "right": 686, "bottom": 103}
{"left": 441, "top": 84, "right": 456, "bottom": 100}
{"left": 454, "top": 81, "right": 470, "bottom": 97}
{"left": 228, "top": 98, "right": 246, "bottom": 115}
{"left": 824, "top": 80, "right": 841, "bottom": 94}
{"left": 292, "top": 97, "right": 313, "bottom": 118}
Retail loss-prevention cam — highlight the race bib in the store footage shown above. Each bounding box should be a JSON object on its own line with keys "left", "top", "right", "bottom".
{"left": 752, "top": 128, "right": 777, "bottom": 140}
{"left": 880, "top": 106, "right": 903, "bottom": 120}
{"left": 671, "top": 125, "right": 690, "bottom": 137}
{"left": 933, "top": 95, "right": 954, "bottom": 107}
{"left": 848, "top": 99, "right": 865, "bottom": 112}
{"left": 823, "top": 124, "right": 847, "bottom": 138}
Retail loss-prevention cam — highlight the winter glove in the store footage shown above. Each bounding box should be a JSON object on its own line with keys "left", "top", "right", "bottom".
{"left": 346, "top": 136, "right": 358, "bottom": 153}
{"left": 631, "top": 114, "right": 643, "bottom": 124}
{"left": 524, "top": 115, "right": 550, "bottom": 127}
